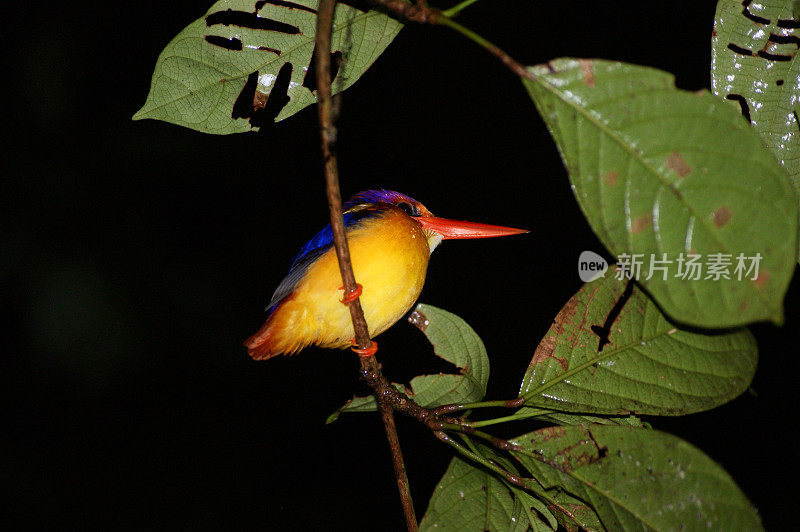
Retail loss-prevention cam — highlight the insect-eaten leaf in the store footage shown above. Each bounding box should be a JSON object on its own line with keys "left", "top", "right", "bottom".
{"left": 712, "top": 0, "right": 800, "bottom": 187}
{"left": 712, "top": 0, "right": 800, "bottom": 262}
{"left": 133, "top": 0, "right": 402, "bottom": 134}
{"left": 523, "top": 58, "right": 798, "bottom": 327}
{"left": 519, "top": 276, "right": 757, "bottom": 416}
{"left": 510, "top": 425, "right": 763, "bottom": 530}
{"left": 326, "top": 304, "right": 489, "bottom": 423}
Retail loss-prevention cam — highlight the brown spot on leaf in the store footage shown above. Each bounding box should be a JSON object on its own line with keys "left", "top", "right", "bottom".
{"left": 579, "top": 59, "right": 595, "bottom": 86}
{"left": 530, "top": 297, "right": 578, "bottom": 371}
{"left": 538, "top": 426, "right": 567, "bottom": 441}
{"left": 531, "top": 335, "right": 569, "bottom": 372}
{"left": 530, "top": 285, "right": 603, "bottom": 373}
{"left": 752, "top": 270, "right": 770, "bottom": 288}
{"left": 713, "top": 206, "right": 731, "bottom": 227}
{"left": 631, "top": 212, "right": 652, "bottom": 234}
{"left": 666, "top": 151, "right": 692, "bottom": 177}
{"left": 551, "top": 429, "right": 606, "bottom": 472}
{"left": 601, "top": 171, "right": 618, "bottom": 186}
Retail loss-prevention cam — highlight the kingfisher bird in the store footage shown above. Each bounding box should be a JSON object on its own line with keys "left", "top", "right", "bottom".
{"left": 245, "top": 190, "right": 527, "bottom": 360}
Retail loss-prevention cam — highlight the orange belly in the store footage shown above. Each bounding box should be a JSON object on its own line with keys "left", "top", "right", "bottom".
{"left": 246, "top": 210, "right": 431, "bottom": 358}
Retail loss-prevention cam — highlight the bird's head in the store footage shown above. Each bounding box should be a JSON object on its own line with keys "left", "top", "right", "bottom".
{"left": 344, "top": 190, "right": 527, "bottom": 252}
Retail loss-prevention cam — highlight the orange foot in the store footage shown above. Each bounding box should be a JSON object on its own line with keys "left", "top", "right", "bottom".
{"left": 339, "top": 283, "right": 363, "bottom": 305}
{"left": 351, "top": 340, "right": 378, "bottom": 358}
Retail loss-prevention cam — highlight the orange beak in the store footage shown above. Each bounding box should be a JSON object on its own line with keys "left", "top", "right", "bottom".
{"left": 416, "top": 217, "right": 528, "bottom": 239}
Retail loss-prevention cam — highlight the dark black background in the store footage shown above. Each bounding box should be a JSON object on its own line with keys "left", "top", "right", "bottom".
{"left": 4, "top": 1, "right": 797, "bottom": 529}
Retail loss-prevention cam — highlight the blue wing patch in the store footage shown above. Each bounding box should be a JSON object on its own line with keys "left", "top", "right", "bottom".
{"left": 265, "top": 208, "right": 379, "bottom": 311}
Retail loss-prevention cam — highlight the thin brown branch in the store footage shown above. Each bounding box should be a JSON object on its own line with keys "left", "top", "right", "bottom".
{"left": 359, "top": 365, "right": 468, "bottom": 429}
{"left": 314, "top": 2, "right": 370, "bottom": 353}
{"left": 368, "top": 0, "right": 537, "bottom": 83}
{"left": 367, "top": 0, "right": 439, "bottom": 24}
{"left": 314, "top": 1, "right": 417, "bottom": 530}
{"left": 314, "top": 3, "right": 548, "bottom": 528}
{"left": 378, "top": 398, "right": 416, "bottom": 527}
{"left": 432, "top": 397, "right": 525, "bottom": 416}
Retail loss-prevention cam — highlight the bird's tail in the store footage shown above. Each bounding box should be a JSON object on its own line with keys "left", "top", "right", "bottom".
{"left": 245, "top": 299, "right": 308, "bottom": 359}
{"left": 244, "top": 318, "right": 280, "bottom": 360}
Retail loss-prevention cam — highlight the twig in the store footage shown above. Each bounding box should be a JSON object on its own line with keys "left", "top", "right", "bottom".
{"left": 378, "top": 398, "right": 416, "bottom": 527}
{"left": 315, "top": 2, "right": 370, "bottom": 352}
{"left": 368, "top": 0, "right": 537, "bottom": 82}
{"left": 359, "top": 366, "right": 468, "bottom": 427}
{"left": 436, "top": 17, "right": 533, "bottom": 80}
{"left": 314, "top": 1, "right": 417, "bottom": 529}
{"left": 315, "top": 2, "right": 555, "bottom": 528}
{"left": 368, "top": 0, "right": 439, "bottom": 23}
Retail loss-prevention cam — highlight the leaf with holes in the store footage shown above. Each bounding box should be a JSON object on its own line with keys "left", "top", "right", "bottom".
{"left": 519, "top": 275, "right": 757, "bottom": 415}
{"left": 133, "top": 0, "right": 402, "bottom": 133}
{"left": 524, "top": 59, "right": 798, "bottom": 327}
{"left": 510, "top": 425, "right": 763, "bottom": 530}
{"left": 326, "top": 304, "right": 489, "bottom": 422}
{"left": 712, "top": 0, "right": 800, "bottom": 187}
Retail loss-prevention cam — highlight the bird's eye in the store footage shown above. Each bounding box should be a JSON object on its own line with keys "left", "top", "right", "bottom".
{"left": 397, "top": 202, "right": 416, "bottom": 216}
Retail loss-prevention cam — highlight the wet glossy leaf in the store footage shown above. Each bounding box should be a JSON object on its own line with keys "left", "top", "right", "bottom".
{"left": 524, "top": 59, "right": 798, "bottom": 327}
{"left": 421, "top": 443, "right": 556, "bottom": 532}
{"left": 510, "top": 425, "right": 763, "bottom": 530}
{"left": 711, "top": 0, "right": 800, "bottom": 185}
{"left": 134, "top": 0, "right": 402, "bottom": 133}
{"left": 327, "top": 304, "right": 489, "bottom": 422}
{"left": 519, "top": 276, "right": 757, "bottom": 415}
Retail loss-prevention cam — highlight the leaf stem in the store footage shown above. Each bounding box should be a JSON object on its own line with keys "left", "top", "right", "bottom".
{"left": 452, "top": 434, "right": 587, "bottom": 530}
{"left": 368, "top": 0, "right": 538, "bottom": 83}
{"left": 471, "top": 410, "right": 549, "bottom": 428}
{"left": 435, "top": 16, "right": 535, "bottom": 80}
{"left": 434, "top": 431, "right": 531, "bottom": 488}
{"left": 433, "top": 397, "right": 525, "bottom": 415}
{"left": 441, "top": 0, "right": 481, "bottom": 17}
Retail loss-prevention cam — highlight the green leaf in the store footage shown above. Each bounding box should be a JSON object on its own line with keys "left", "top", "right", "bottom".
{"left": 327, "top": 304, "right": 489, "bottom": 422}
{"left": 134, "top": 0, "right": 402, "bottom": 133}
{"left": 421, "top": 443, "right": 557, "bottom": 532}
{"left": 711, "top": 0, "right": 800, "bottom": 187}
{"left": 510, "top": 425, "right": 763, "bottom": 530}
{"left": 542, "top": 490, "right": 604, "bottom": 532}
{"left": 519, "top": 275, "right": 757, "bottom": 415}
{"left": 523, "top": 58, "right": 798, "bottom": 327}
